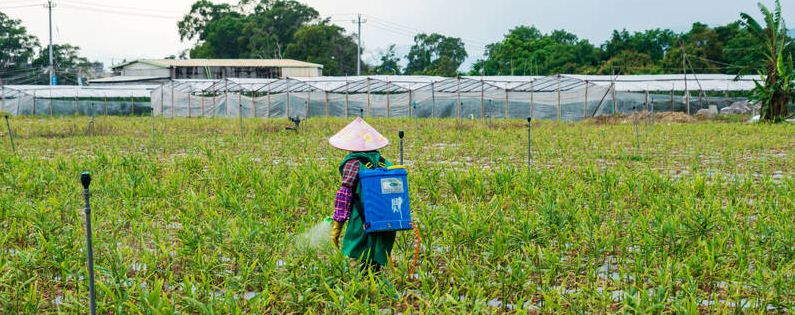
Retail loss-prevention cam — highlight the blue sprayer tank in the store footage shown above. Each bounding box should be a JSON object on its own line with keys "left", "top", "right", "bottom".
{"left": 358, "top": 166, "right": 412, "bottom": 233}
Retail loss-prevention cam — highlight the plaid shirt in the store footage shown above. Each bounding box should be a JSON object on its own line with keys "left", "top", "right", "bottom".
{"left": 332, "top": 160, "right": 360, "bottom": 222}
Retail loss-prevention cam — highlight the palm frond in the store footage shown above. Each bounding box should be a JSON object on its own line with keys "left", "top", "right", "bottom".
{"left": 740, "top": 13, "right": 764, "bottom": 35}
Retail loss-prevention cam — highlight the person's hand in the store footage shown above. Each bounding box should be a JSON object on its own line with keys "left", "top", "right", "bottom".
{"left": 331, "top": 220, "right": 343, "bottom": 248}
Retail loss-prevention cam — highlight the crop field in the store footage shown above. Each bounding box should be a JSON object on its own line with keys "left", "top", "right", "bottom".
{"left": 0, "top": 116, "right": 793, "bottom": 313}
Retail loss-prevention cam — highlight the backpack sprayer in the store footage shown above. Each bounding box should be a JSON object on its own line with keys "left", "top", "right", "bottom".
{"left": 359, "top": 131, "right": 421, "bottom": 278}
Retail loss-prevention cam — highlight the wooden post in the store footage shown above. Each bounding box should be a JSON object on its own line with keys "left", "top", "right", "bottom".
{"left": 386, "top": 79, "right": 391, "bottom": 118}
{"left": 408, "top": 89, "right": 413, "bottom": 118}
{"left": 16, "top": 89, "right": 21, "bottom": 115}
{"left": 530, "top": 82, "right": 534, "bottom": 117}
{"left": 171, "top": 83, "right": 175, "bottom": 118}
{"left": 583, "top": 80, "right": 589, "bottom": 119}
{"left": 306, "top": 91, "right": 311, "bottom": 118}
{"left": 252, "top": 90, "right": 256, "bottom": 117}
{"left": 431, "top": 81, "right": 436, "bottom": 118}
{"left": 74, "top": 87, "right": 79, "bottom": 115}
{"left": 504, "top": 88, "right": 509, "bottom": 119}
{"left": 556, "top": 74, "right": 561, "bottom": 121}
{"left": 267, "top": 90, "right": 271, "bottom": 118}
{"left": 200, "top": 90, "right": 205, "bottom": 117}
{"left": 670, "top": 87, "right": 674, "bottom": 112}
{"left": 644, "top": 90, "right": 650, "bottom": 126}
{"left": 366, "top": 78, "right": 371, "bottom": 117}
{"left": 324, "top": 91, "right": 329, "bottom": 117}
{"left": 345, "top": 77, "right": 350, "bottom": 117}
{"left": 225, "top": 80, "right": 230, "bottom": 117}
{"left": 457, "top": 77, "right": 462, "bottom": 121}
{"left": 285, "top": 79, "right": 292, "bottom": 118}
{"left": 480, "top": 78, "right": 485, "bottom": 120}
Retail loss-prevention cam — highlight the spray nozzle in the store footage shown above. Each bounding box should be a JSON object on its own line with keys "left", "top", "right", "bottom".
{"left": 81, "top": 171, "right": 91, "bottom": 189}
{"left": 399, "top": 130, "right": 404, "bottom": 139}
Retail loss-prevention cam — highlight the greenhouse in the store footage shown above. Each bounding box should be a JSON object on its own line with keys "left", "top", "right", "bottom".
{"left": 0, "top": 85, "right": 156, "bottom": 116}
{"left": 2, "top": 74, "right": 760, "bottom": 120}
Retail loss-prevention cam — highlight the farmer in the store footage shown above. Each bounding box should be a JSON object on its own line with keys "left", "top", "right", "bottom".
{"left": 329, "top": 117, "right": 395, "bottom": 271}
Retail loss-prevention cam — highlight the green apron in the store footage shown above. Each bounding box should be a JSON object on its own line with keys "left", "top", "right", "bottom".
{"left": 339, "top": 151, "right": 396, "bottom": 266}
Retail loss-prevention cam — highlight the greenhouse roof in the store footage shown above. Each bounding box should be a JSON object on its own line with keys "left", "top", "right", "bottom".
{"left": 2, "top": 85, "right": 155, "bottom": 98}
{"left": 562, "top": 74, "right": 762, "bottom": 92}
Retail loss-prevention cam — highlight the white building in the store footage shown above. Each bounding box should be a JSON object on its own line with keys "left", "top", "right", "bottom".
{"left": 91, "top": 59, "right": 323, "bottom": 85}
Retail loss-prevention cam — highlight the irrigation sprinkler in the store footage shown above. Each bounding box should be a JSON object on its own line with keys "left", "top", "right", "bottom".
{"left": 399, "top": 130, "right": 405, "bottom": 165}
{"left": 238, "top": 103, "right": 243, "bottom": 137}
{"left": 527, "top": 117, "right": 532, "bottom": 168}
{"left": 359, "top": 108, "right": 364, "bottom": 118}
{"left": 80, "top": 172, "right": 97, "bottom": 315}
{"left": 4, "top": 114, "right": 16, "bottom": 154}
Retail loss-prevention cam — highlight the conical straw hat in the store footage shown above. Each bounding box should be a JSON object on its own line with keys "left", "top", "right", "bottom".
{"left": 329, "top": 117, "right": 389, "bottom": 151}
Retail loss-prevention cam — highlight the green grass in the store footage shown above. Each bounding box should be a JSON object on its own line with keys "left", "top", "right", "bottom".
{"left": 0, "top": 116, "right": 793, "bottom": 313}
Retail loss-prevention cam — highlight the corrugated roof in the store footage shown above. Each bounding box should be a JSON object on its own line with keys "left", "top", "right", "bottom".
{"left": 114, "top": 59, "right": 323, "bottom": 69}
{"left": 88, "top": 75, "right": 170, "bottom": 83}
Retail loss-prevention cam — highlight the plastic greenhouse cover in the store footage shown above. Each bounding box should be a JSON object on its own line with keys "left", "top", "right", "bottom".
{"left": 562, "top": 74, "right": 762, "bottom": 92}
{"left": 2, "top": 85, "right": 155, "bottom": 98}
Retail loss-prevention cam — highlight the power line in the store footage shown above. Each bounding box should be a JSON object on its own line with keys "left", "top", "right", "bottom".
{"left": 58, "top": 3, "right": 179, "bottom": 19}
{"left": 364, "top": 14, "right": 489, "bottom": 48}
{"left": 59, "top": 0, "right": 183, "bottom": 14}
{"left": 0, "top": 4, "right": 40, "bottom": 9}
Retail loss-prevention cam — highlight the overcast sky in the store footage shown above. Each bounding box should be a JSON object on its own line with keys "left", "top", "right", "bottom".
{"left": 1, "top": 0, "right": 790, "bottom": 71}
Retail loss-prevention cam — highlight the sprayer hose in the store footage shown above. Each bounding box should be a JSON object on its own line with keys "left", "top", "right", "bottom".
{"left": 388, "top": 223, "right": 422, "bottom": 280}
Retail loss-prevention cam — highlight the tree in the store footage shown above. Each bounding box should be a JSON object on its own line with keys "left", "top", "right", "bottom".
{"left": 244, "top": 0, "right": 319, "bottom": 59}
{"left": 601, "top": 29, "right": 678, "bottom": 64}
{"left": 0, "top": 11, "right": 40, "bottom": 83}
{"left": 741, "top": 0, "right": 792, "bottom": 121}
{"left": 405, "top": 33, "right": 467, "bottom": 77}
{"left": 472, "top": 26, "right": 599, "bottom": 75}
{"left": 178, "top": 0, "right": 319, "bottom": 59}
{"left": 32, "top": 44, "right": 91, "bottom": 85}
{"left": 284, "top": 23, "right": 358, "bottom": 76}
{"left": 598, "top": 50, "right": 661, "bottom": 74}
{"left": 372, "top": 44, "right": 401, "bottom": 75}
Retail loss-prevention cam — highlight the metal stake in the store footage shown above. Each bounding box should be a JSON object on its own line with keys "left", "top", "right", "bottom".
{"left": 81, "top": 172, "right": 97, "bottom": 315}
{"left": 399, "top": 130, "right": 405, "bottom": 165}
{"left": 527, "top": 117, "right": 532, "bottom": 168}
{"left": 4, "top": 115, "right": 15, "bottom": 154}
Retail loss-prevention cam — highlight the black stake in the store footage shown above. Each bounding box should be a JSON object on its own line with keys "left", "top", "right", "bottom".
{"left": 4, "top": 115, "right": 15, "bottom": 154}
{"left": 81, "top": 172, "right": 97, "bottom": 315}
{"left": 399, "top": 130, "right": 405, "bottom": 165}
{"left": 527, "top": 117, "right": 532, "bottom": 168}
{"left": 359, "top": 108, "right": 364, "bottom": 118}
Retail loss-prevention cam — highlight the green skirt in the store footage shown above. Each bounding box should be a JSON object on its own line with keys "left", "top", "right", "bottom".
{"left": 341, "top": 204, "right": 396, "bottom": 266}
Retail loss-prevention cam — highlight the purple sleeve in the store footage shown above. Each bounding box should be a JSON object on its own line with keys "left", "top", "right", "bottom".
{"left": 332, "top": 186, "right": 354, "bottom": 222}
{"left": 333, "top": 160, "right": 359, "bottom": 222}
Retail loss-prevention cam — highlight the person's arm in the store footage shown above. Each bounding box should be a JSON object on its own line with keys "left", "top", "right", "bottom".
{"left": 331, "top": 160, "right": 359, "bottom": 247}
{"left": 332, "top": 160, "right": 359, "bottom": 222}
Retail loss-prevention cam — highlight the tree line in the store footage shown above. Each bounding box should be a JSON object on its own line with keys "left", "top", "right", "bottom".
{"left": 175, "top": 0, "right": 793, "bottom": 77}
{"left": 0, "top": 0, "right": 792, "bottom": 83}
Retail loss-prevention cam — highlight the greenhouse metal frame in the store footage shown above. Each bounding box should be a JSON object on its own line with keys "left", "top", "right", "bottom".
{"left": 2, "top": 74, "right": 760, "bottom": 120}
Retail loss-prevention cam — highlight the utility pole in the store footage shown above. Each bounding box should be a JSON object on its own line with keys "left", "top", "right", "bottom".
{"left": 353, "top": 14, "right": 366, "bottom": 75}
{"left": 47, "top": 0, "right": 56, "bottom": 85}
{"left": 682, "top": 43, "right": 689, "bottom": 115}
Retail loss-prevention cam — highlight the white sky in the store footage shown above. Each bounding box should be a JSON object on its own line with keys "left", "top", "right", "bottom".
{"left": 1, "top": 0, "right": 790, "bottom": 71}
